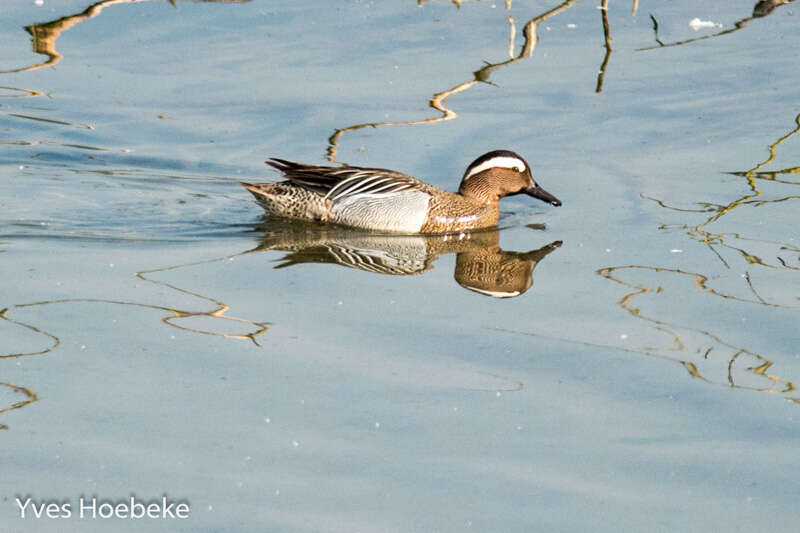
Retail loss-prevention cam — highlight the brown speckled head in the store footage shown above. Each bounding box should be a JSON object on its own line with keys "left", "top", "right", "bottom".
{"left": 458, "top": 150, "right": 562, "bottom": 207}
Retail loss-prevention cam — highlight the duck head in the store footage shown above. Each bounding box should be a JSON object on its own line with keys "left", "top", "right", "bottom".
{"left": 458, "top": 150, "right": 562, "bottom": 207}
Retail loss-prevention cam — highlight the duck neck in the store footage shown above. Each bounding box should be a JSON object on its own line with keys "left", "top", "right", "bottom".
{"left": 458, "top": 177, "right": 500, "bottom": 205}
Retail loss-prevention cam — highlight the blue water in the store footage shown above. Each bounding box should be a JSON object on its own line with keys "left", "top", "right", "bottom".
{"left": 2, "top": 1, "right": 799, "bottom": 531}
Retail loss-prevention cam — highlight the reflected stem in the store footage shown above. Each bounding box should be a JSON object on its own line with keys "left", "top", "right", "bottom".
{"left": 0, "top": 382, "right": 39, "bottom": 430}
{"left": 326, "top": 0, "right": 582, "bottom": 162}
{"left": 595, "top": 0, "right": 612, "bottom": 93}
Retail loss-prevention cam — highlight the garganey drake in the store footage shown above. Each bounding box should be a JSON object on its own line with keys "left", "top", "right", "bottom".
{"left": 241, "top": 150, "right": 561, "bottom": 234}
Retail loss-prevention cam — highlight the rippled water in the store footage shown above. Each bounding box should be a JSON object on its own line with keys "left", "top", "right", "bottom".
{"left": 2, "top": 1, "right": 799, "bottom": 531}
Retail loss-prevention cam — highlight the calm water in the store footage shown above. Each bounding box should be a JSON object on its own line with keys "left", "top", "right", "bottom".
{"left": 2, "top": 0, "right": 799, "bottom": 531}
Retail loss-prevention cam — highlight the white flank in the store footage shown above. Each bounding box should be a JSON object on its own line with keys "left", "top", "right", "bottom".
{"left": 333, "top": 190, "right": 429, "bottom": 233}
{"left": 464, "top": 156, "right": 526, "bottom": 181}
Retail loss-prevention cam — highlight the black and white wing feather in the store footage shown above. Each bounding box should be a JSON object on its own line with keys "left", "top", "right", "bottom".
{"left": 266, "top": 158, "right": 426, "bottom": 202}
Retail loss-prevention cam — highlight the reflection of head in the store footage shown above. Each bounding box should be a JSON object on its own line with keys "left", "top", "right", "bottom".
{"left": 455, "top": 240, "right": 561, "bottom": 298}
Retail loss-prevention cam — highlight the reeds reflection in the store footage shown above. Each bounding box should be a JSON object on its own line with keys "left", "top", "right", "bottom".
{"left": 496, "top": 263, "right": 798, "bottom": 401}
{"left": 0, "top": 250, "right": 269, "bottom": 428}
{"left": 0, "top": 382, "right": 38, "bottom": 431}
{"left": 250, "top": 218, "right": 561, "bottom": 298}
{"left": 327, "top": 0, "right": 581, "bottom": 162}
{"left": 0, "top": 86, "right": 43, "bottom": 98}
{"left": 590, "top": 112, "right": 800, "bottom": 403}
{"left": 329, "top": 0, "right": 796, "bottom": 157}
{"left": 639, "top": 0, "right": 796, "bottom": 52}
{"left": 597, "top": 265, "right": 797, "bottom": 398}
{"left": 493, "top": 105, "right": 799, "bottom": 403}
{"left": 1, "top": 0, "right": 250, "bottom": 74}
{"left": 0, "top": 257, "right": 269, "bottom": 362}
{"left": 648, "top": 112, "right": 800, "bottom": 275}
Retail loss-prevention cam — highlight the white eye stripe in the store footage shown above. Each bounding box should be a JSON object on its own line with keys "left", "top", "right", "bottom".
{"left": 463, "top": 156, "right": 526, "bottom": 180}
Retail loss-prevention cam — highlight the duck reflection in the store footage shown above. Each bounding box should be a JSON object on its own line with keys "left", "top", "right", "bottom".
{"left": 249, "top": 219, "right": 561, "bottom": 298}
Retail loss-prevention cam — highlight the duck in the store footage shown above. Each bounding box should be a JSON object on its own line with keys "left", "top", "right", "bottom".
{"left": 241, "top": 149, "right": 561, "bottom": 234}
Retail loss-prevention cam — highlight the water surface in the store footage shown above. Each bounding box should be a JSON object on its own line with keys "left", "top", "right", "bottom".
{"left": 2, "top": 1, "right": 799, "bottom": 531}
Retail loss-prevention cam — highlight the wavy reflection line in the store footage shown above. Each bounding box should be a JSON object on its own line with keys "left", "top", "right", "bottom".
{"left": 736, "top": 166, "right": 800, "bottom": 185}
{"left": 638, "top": 1, "right": 795, "bottom": 52}
{"left": 655, "top": 226, "right": 800, "bottom": 273}
{"left": 12, "top": 296, "right": 269, "bottom": 344}
{"left": 326, "top": 0, "right": 581, "bottom": 162}
{"left": 1, "top": 0, "right": 251, "bottom": 74}
{"left": 0, "top": 251, "right": 266, "bottom": 429}
{"left": 0, "top": 86, "right": 43, "bottom": 98}
{"left": 135, "top": 254, "right": 270, "bottom": 342}
{"left": 596, "top": 265, "right": 797, "bottom": 398}
{"left": 598, "top": 264, "right": 798, "bottom": 314}
{"left": 6, "top": 113, "right": 95, "bottom": 131}
{"left": 643, "top": 111, "right": 800, "bottom": 275}
{"left": 597, "top": 265, "right": 797, "bottom": 400}
{"left": 0, "top": 382, "right": 39, "bottom": 430}
{"left": 686, "top": 112, "right": 800, "bottom": 270}
{"left": 703, "top": 114, "right": 799, "bottom": 269}
{"left": 0, "top": 253, "right": 269, "bottom": 360}
{"left": 493, "top": 324, "right": 797, "bottom": 400}
{"left": 2, "top": 0, "right": 139, "bottom": 74}
{"left": 0, "top": 140, "right": 110, "bottom": 151}
{"left": 729, "top": 113, "right": 800, "bottom": 186}
{"left": 0, "top": 307, "right": 60, "bottom": 359}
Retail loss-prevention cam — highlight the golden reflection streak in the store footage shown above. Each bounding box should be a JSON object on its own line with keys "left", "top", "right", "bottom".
{"left": 597, "top": 110, "right": 800, "bottom": 400}
{"left": 639, "top": 194, "right": 719, "bottom": 213}
{"left": 644, "top": 112, "right": 800, "bottom": 274}
{"left": 638, "top": 1, "right": 795, "bottom": 52}
{"left": 595, "top": 0, "right": 611, "bottom": 93}
{"left": 736, "top": 166, "right": 800, "bottom": 185}
{"left": 0, "top": 86, "right": 43, "bottom": 98}
{"left": 0, "top": 140, "right": 112, "bottom": 152}
{"left": 737, "top": 112, "right": 800, "bottom": 178}
{"left": 493, "top": 324, "right": 796, "bottom": 399}
{"left": 0, "top": 382, "right": 38, "bottom": 430}
{"left": 0, "top": 307, "right": 60, "bottom": 358}
{"left": 0, "top": 252, "right": 269, "bottom": 362}
{"left": 596, "top": 265, "right": 797, "bottom": 397}
{"left": 1, "top": 0, "right": 250, "bottom": 74}
{"left": 0, "top": 250, "right": 266, "bottom": 429}
{"left": 2, "top": 0, "right": 141, "bottom": 74}
{"left": 696, "top": 113, "right": 800, "bottom": 269}
{"left": 326, "top": 0, "right": 582, "bottom": 162}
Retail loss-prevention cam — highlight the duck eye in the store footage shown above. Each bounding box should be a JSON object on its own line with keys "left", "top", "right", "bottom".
{"left": 512, "top": 166, "right": 520, "bottom": 172}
